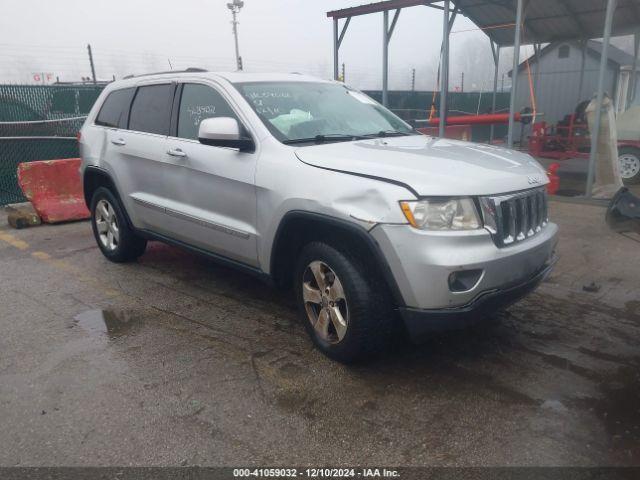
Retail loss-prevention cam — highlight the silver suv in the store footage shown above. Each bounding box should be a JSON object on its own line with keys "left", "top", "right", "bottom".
{"left": 80, "top": 70, "right": 558, "bottom": 363}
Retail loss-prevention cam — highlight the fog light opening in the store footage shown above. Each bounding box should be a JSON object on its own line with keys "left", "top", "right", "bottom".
{"left": 448, "top": 269, "right": 484, "bottom": 293}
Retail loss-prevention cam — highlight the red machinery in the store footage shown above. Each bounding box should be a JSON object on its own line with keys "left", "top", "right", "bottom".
{"left": 527, "top": 101, "right": 591, "bottom": 160}
{"left": 527, "top": 102, "right": 640, "bottom": 174}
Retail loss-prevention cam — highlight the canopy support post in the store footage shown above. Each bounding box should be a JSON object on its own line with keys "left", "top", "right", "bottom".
{"left": 533, "top": 43, "right": 542, "bottom": 94}
{"left": 586, "top": 0, "right": 617, "bottom": 197}
{"left": 577, "top": 39, "right": 587, "bottom": 104}
{"left": 508, "top": 0, "right": 523, "bottom": 148}
{"left": 439, "top": 0, "right": 451, "bottom": 138}
{"left": 628, "top": 30, "right": 639, "bottom": 108}
{"left": 490, "top": 40, "right": 501, "bottom": 143}
{"left": 333, "top": 18, "right": 339, "bottom": 80}
{"left": 382, "top": 11, "right": 389, "bottom": 105}
{"left": 333, "top": 17, "right": 351, "bottom": 81}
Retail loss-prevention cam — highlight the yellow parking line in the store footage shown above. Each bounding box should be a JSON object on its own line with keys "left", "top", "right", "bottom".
{"left": 32, "top": 251, "right": 120, "bottom": 298}
{"left": 0, "top": 232, "right": 29, "bottom": 250}
{"left": 4, "top": 234, "right": 119, "bottom": 298}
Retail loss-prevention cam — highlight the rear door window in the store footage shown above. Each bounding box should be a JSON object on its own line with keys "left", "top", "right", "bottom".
{"left": 95, "top": 88, "right": 135, "bottom": 128}
{"left": 177, "top": 83, "right": 237, "bottom": 140}
{"left": 128, "top": 84, "right": 174, "bottom": 135}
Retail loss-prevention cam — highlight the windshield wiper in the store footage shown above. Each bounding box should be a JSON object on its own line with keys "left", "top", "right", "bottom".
{"left": 362, "top": 130, "right": 414, "bottom": 138}
{"left": 283, "top": 133, "right": 368, "bottom": 145}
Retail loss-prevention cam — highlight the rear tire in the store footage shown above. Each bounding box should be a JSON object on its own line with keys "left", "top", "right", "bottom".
{"left": 294, "top": 241, "right": 394, "bottom": 363}
{"left": 618, "top": 147, "right": 640, "bottom": 184}
{"left": 90, "top": 187, "right": 147, "bottom": 263}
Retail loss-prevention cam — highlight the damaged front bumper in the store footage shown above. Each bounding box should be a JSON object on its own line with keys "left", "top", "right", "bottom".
{"left": 369, "top": 221, "right": 558, "bottom": 338}
{"left": 397, "top": 255, "right": 557, "bottom": 339}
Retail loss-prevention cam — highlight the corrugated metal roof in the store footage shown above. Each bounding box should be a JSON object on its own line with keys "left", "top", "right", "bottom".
{"left": 509, "top": 40, "right": 637, "bottom": 75}
{"left": 454, "top": 0, "right": 640, "bottom": 46}
{"left": 586, "top": 39, "right": 637, "bottom": 64}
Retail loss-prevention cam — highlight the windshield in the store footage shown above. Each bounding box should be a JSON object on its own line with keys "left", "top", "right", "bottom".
{"left": 234, "top": 81, "right": 414, "bottom": 144}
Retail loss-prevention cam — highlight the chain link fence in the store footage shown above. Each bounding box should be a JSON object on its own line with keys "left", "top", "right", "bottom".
{"left": 0, "top": 84, "right": 510, "bottom": 206}
{"left": 0, "top": 84, "right": 104, "bottom": 205}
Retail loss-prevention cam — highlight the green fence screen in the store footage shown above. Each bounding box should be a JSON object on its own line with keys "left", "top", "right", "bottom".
{"left": 0, "top": 84, "right": 104, "bottom": 205}
{"left": 0, "top": 84, "right": 510, "bottom": 206}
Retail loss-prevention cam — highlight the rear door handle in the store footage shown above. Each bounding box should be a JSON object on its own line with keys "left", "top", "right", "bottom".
{"left": 111, "top": 138, "right": 126, "bottom": 146}
{"left": 167, "top": 148, "right": 187, "bottom": 158}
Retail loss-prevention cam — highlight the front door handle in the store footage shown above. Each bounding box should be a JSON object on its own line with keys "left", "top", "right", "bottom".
{"left": 167, "top": 148, "right": 187, "bottom": 158}
{"left": 111, "top": 138, "right": 126, "bottom": 146}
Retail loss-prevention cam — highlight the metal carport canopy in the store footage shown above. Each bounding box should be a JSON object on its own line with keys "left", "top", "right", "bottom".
{"left": 326, "top": 0, "right": 640, "bottom": 197}
{"left": 454, "top": 0, "right": 640, "bottom": 46}
{"left": 327, "top": 1, "right": 640, "bottom": 44}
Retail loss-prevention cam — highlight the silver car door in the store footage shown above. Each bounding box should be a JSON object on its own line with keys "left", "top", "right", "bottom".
{"left": 163, "top": 82, "right": 258, "bottom": 267}
{"left": 118, "top": 83, "right": 177, "bottom": 233}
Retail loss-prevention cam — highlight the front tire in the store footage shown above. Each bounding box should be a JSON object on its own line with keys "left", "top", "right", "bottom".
{"left": 618, "top": 147, "right": 640, "bottom": 184}
{"left": 90, "top": 187, "right": 147, "bottom": 262}
{"left": 294, "top": 241, "right": 393, "bottom": 363}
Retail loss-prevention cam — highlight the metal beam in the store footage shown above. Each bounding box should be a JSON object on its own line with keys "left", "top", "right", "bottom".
{"left": 586, "top": 0, "right": 617, "bottom": 197}
{"left": 508, "top": 0, "right": 523, "bottom": 148}
{"left": 490, "top": 40, "right": 501, "bottom": 143}
{"left": 439, "top": 0, "right": 451, "bottom": 138}
{"left": 333, "top": 17, "right": 351, "bottom": 81}
{"left": 577, "top": 39, "right": 587, "bottom": 105}
{"left": 333, "top": 18, "right": 339, "bottom": 80}
{"left": 533, "top": 42, "right": 541, "bottom": 95}
{"left": 327, "top": 0, "right": 431, "bottom": 19}
{"left": 388, "top": 9, "right": 401, "bottom": 38}
{"left": 383, "top": 10, "right": 389, "bottom": 106}
{"left": 338, "top": 17, "right": 351, "bottom": 48}
{"left": 628, "top": 30, "right": 639, "bottom": 107}
{"left": 382, "top": 8, "right": 401, "bottom": 107}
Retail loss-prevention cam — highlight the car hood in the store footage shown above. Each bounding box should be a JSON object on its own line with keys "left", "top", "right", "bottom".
{"left": 294, "top": 135, "right": 548, "bottom": 197}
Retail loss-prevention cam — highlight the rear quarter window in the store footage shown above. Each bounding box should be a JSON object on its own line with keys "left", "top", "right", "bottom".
{"left": 95, "top": 88, "right": 135, "bottom": 128}
{"left": 128, "top": 84, "right": 174, "bottom": 135}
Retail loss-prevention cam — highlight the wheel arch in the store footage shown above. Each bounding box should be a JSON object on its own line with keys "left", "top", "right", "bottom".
{"left": 269, "top": 211, "right": 405, "bottom": 307}
{"left": 83, "top": 166, "right": 134, "bottom": 228}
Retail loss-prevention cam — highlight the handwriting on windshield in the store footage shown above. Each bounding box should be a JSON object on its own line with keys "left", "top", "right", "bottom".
{"left": 246, "top": 91, "right": 291, "bottom": 116}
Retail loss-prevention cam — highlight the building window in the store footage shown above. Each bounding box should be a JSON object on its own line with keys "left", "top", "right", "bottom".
{"left": 558, "top": 45, "right": 570, "bottom": 59}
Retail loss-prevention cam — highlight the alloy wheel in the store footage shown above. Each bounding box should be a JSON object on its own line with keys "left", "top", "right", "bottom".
{"left": 619, "top": 153, "right": 640, "bottom": 180}
{"left": 95, "top": 199, "right": 120, "bottom": 251}
{"left": 302, "top": 261, "right": 349, "bottom": 344}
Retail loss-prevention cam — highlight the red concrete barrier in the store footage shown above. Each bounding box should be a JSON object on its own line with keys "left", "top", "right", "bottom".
{"left": 547, "top": 162, "right": 560, "bottom": 195}
{"left": 17, "top": 158, "right": 90, "bottom": 224}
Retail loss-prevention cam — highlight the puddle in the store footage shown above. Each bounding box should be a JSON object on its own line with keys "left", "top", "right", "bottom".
{"left": 73, "top": 309, "right": 140, "bottom": 339}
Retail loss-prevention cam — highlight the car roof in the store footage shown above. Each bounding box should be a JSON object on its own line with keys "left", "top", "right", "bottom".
{"left": 112, "top": 71, "right": 332, "bottom": 87}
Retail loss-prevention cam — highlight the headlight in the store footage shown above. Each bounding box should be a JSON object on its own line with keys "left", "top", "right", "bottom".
{"left": 400, "top": 198, "right": 481, "bottom": 230}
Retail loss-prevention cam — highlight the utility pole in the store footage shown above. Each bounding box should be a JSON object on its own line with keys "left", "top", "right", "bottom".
{"left": 227, "top": 0, "right": 244, "bottom": 71}
{"left": 87, "top": 44, "right": 96, "bottom": 84}
{"left": 411, "top": 68, "right": 415, "bottom": 91}
{"left": 461, "top": 72, "right": 464, "bottom": 93}
{"left": 341, "top": 63, "right": 345, "bottom": 82}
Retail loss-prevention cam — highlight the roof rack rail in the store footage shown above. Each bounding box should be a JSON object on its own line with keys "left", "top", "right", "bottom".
{"left": 122, "top": 67, "right": 207, "bottom": 80}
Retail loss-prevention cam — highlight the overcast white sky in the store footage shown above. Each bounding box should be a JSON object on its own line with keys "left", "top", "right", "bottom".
{"left": 0, "top": 1, "right": 634, "bottom": 91}
{"left": 0, "top": 0, "right": 515, "bottom": 90}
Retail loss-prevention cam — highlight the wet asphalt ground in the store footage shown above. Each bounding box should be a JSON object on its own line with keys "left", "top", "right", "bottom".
{"left": 0, "top": 200, "right": 639, "bottom": 467}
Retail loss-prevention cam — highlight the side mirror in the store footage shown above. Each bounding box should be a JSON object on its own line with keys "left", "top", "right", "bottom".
{"left": 198, "top": 117, "right": 254, "bottom": 152}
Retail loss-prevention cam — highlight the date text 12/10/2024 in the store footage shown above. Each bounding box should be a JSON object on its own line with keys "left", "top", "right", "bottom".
{"left": 233, "top": 468, "right": 400, "bottom": 478}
